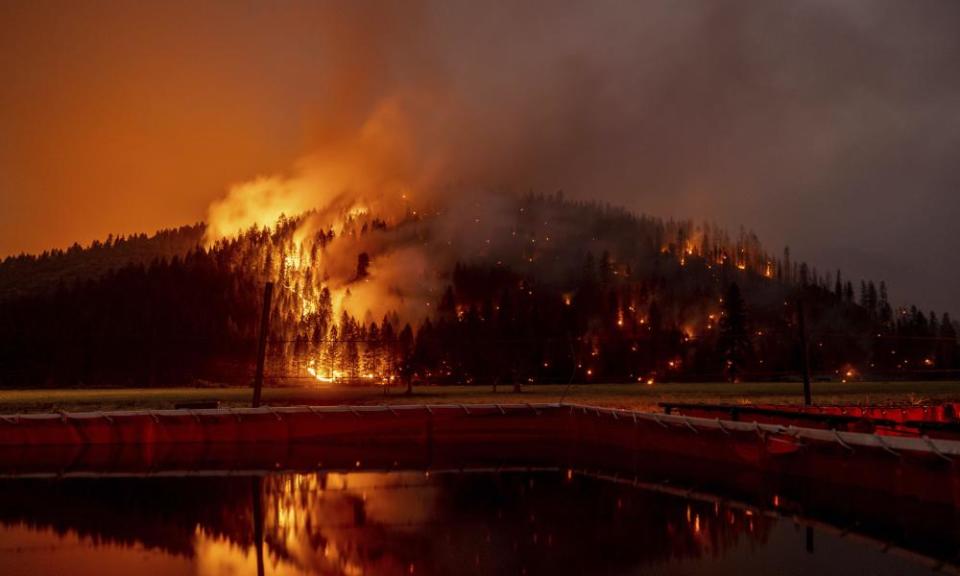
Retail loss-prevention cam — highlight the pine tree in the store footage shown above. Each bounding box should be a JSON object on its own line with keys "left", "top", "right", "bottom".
{"left": 867, "top": 282, "right": 878, "bottom": 317}
{"left": 582, "top": 252, "right": 597, "bottom": 285}
{"left": 938, "top": 314, "right": 958, "bottom": 368}
{"left": 398, "top": 324, "right": 415, "bottom": 394}
{"left": 355, "top": 252, "right": 370, "bottom": 281}
{"left": 340, "top": 311, "right": 359, "bottom": 379}
{"left": 878, "top": 282, "right": 893, "bottom": 325}
{"left": 364, "top": 322, "right": 381, "bottom": 380}
{"left": 599, "top": 250, "right": 614, "bottom": 285}
{"left": 783, "top": 246, "right": 792, "bottom": 284}
{"left": 717, "top": 283, "right": 751, "bottom": 382}
{"left": 322, "top": 325, "right": 339, "bottom": 380}
{"left": 380, "top": 318, "right": 397, "bottom": 385}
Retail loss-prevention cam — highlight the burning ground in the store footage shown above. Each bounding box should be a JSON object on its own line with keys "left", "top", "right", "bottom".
{"left": 0, "top": 191, "right": 956, "bottom": 388}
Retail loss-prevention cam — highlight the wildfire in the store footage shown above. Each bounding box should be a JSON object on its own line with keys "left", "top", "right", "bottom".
{"left": 306, "top": 361, "right": 344, "bottom": 384}
{"left": 190, "top": 87, "right": 819, "bottom": 391}
{"left": 306, "top": 359, "right": 390, "bottom": 386}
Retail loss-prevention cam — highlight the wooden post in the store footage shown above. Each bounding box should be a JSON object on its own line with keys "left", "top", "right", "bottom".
{"left": 798, "top": 298, "right": 812, "bottom": 406}
{"left": 252, "top": 282, "right": 274, "bottom": 408}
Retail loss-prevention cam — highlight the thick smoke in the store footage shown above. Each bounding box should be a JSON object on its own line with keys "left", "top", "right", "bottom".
{"left": 204, "top": 0, "right": 960, "bottom": 315}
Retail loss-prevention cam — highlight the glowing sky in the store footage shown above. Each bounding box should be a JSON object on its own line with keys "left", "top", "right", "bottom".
{"left": 1, "top": 0, "right": 958, "bottom": 313}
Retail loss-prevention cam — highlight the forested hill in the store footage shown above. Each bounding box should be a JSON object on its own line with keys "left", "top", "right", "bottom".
{"left": 0, "top": 224, "right": 205, "bottom": 300}
{"left": 0, "top": 195, "right": 956, "bottom": 388}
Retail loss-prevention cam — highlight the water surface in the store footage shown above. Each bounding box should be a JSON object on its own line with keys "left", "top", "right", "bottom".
{"left": 0, "top": 470, "right": 949, "bottom": 575}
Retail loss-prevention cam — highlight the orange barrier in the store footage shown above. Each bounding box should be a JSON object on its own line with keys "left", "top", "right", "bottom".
{"left": 747, "top": 403, "right": 959, "bottom": 424}
{"left": 1, "top": 404, "right": 959, "bottom": 506}
{"left": 661, "top": 402, "right": 960, "bottom": 439}
{"left": 786, "top": 403, "right": 958, "bottom": 423}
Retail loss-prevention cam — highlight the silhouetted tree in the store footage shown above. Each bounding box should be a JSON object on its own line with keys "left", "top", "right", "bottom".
{"left": 718, "top": 283, "right": 750, "bottom": 382}
{"left": 398, "top": 324, "right": 415, "bottom": 395}
{"left": 0, "top": 195, "right": 951, "bottom": 388}
{"left": 355, "top": 252, "right": 370, "bottom": 281}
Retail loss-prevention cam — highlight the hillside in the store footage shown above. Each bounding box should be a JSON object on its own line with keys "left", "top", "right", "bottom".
{"left": 0, "top": 196, "right": 955, "bottom": 388}
{"left": 0, "top": 224, "right": 205, "bottom": 301}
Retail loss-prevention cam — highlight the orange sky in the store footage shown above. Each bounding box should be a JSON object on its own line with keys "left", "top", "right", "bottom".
{"left": 0, "top": 1, "right": 333, "bottom": 255}
{"left": 2, "top": 0, "right": 958, "bottom": 314}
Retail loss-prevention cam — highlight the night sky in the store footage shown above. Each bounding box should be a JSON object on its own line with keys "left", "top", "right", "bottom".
{"left": 1, "top": 0, "right": 958, "bottom": 314}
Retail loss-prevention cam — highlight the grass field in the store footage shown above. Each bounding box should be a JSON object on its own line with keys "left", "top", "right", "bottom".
{"left": 1, "top": 381, "right": 959, "bottom": 414}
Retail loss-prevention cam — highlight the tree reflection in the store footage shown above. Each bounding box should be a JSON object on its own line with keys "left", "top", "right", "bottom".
{"left": 0, "top": 471, "right": 775, "bottom": 575}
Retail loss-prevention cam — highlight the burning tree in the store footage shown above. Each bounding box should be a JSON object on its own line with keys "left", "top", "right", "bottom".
{"left": 1, "top": 194, "right": 957, "bottom": 388}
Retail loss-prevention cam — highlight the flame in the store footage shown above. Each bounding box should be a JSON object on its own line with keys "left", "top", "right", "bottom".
{"left": 199, "top": 93, "right": 469, "bottom": 387}
{"left": 198, "top": 84, "right": 785, "bottom": 388}
{"left": 192, "top": 472, "right": 438, "bottom": 575}
{"left": 204, "top": 95, "right": 433, "bottom": 247}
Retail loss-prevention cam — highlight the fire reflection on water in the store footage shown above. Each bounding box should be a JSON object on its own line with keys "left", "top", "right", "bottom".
{"left": 195, "top": 472, "right": 439, "bottom": 576}
{"left": 195, "top": 527, "right": 308, "bottom": 576}
{"left": 0, "top": 470, "right": 945, "bottom": 576}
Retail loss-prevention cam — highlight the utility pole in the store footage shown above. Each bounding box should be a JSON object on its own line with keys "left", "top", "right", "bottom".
{"left": 798, "top": 297, "right": 812, "bottom": 406}
{"left": 252, "top": 477, "right": 265, "bottom": 576}
{"left": 252, "top": 282, "right": 274, "bottom": 408}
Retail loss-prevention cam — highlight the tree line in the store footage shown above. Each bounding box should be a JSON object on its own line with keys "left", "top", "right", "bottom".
{"left": 0, "top": 195, "right": 956, "bottom": 387}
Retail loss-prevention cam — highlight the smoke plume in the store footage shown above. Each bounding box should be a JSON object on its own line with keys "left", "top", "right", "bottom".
{"left": 203, "top": 0, "right": 960, "bottom": 316}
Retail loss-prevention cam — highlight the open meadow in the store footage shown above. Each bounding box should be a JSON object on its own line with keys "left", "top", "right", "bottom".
{"left": 1, "top": 381, "right": 958, "bottom": 414}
